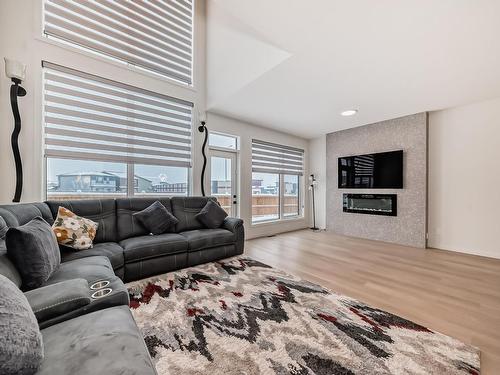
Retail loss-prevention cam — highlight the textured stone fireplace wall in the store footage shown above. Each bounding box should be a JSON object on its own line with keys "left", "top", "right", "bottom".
{"left": 326, "top": 113, "right": 427, "bottom": 248}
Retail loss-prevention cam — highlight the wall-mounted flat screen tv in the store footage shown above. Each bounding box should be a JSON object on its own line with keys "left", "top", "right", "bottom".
{"left": 338, "top": 150, "right": 403, "bottom": 189}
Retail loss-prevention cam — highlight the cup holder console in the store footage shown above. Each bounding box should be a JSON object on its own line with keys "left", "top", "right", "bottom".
{"left": 91, "top": 288, "right": 113, "bottom": 299}
{"left": 90, "top": 280, "right": 110, "bottom": 290}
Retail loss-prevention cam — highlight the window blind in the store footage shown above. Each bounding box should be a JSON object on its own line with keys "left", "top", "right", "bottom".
{"left": 43, "top": 0, "right": 193, "bottom": 84}
{"left": 43, "top": 61, "right": 193, "bottom": 168}
{"left": 252, "top": 139, "right": 304, "bottom": 176}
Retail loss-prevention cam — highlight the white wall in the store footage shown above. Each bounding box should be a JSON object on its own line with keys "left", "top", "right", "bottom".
{"left": 428, "top": 97, "right": 500, "bottom": 259}
{"left": 207, "top": 112, "right": 309, "bottom": 239}
{"left": 308, "top": 135, "right": 326, "bottom": 229}
{"left": 0, "top": 0, "right": 206, "bottom": 203}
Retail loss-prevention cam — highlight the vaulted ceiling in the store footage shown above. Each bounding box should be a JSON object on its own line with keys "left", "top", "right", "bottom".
{"left": 206, "top": 0, "right": 500, "bottom": 138}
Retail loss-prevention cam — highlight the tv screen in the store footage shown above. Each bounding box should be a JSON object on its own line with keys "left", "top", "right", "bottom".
{"left": 338, "top": 150, "right": 403, "bottom": 189}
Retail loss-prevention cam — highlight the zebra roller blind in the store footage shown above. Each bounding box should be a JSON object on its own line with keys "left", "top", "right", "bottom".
{"left": 43, "top": 0, "right": 193, "bottom": 84}
{"left": 43, "top": 62, "right": 193, "bottom": 168}
{"left": 252, "top": 139, "right": 304, "bottom": 176}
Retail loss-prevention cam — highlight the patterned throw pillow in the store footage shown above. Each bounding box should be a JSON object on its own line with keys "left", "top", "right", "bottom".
{"left": 51, "top": 207, "right": 98, "bottom": 250}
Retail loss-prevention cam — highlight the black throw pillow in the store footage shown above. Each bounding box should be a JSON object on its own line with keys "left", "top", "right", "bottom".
{"left": 195, "top": 200, "right": 228, "bottom": 229}
{"left": 133, "top": 201, "right": 179, "bottom": 235}
{"left": 6, "top": 217, "right": 61, "bottom": 290}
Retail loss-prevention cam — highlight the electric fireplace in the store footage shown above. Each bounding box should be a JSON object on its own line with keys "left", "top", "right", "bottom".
{"left": 343, "top": 194, "right": 397, "bottom": 216}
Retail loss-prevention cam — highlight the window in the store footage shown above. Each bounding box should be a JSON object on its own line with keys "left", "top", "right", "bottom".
{"left": 209, "top": 132, "right": 238, "bottom": 150}
{"left": 47, "top": 158, "right": 127, "bottom": 199}
{"left": 252, "top": 173, "right": 280, "bottom": 223}
{"left": 43, "top": 62, "right": 193, "bottom": 200}
{"left": 43, "top": 0, "right": 194, "bottom": 84}
{"left": 134, "top": 165, "right": 189, "bottom": 196}
{"left": 251, "top": 140, "right": 304, "bottom": 223}
{"left": 284, "top": 174, "right": 300, "bottom": 217}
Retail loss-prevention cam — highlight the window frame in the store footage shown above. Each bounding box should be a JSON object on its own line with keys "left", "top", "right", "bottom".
{"left": 41, "top": 0, "right": 195, "bottom": 87}
{"left": 251, "top": 172, "right": 281, "bottom": 224}
{"left": 44, "top": 157, "right": 192, "bottom": 200}
{"left": 208, "top": 131, "right": 239, "bottom": 152}
{"left": 282, "top": 174, "right": 301, "bottom": 219}
{"left": 250, "top": 172, "right": 304, "bottom": 225}
{"left": 42, "top": 61, "right": 195, "bottom": 200}
{"left": 35, "top": 1, "right": 199, "bottom": 91}
{"left": 251, "top": 140, "right": 305, "bottom": 225}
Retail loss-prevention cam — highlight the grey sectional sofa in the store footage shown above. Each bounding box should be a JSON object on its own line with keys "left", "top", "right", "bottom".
{"left": 0, "top": 196, "right": 244, "bottom": 375}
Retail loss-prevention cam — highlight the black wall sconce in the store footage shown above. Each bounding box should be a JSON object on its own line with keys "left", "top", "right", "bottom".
{"left": 198, "top": 112, "right": 208, "bottom": 196}
{"left": 4, "top": 58, "right": 27, "bottom": 203}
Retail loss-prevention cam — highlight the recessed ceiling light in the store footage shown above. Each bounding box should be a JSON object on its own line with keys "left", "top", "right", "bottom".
{"left": 341, "top": 109, "right": 358, "bottom": 117}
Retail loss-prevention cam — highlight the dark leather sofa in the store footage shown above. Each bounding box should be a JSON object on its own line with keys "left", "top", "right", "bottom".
{"left": 0, "top": 196, "right": 244, "bottom": 375}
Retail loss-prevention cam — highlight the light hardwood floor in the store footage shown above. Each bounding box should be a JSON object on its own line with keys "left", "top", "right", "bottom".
{"left": 246, "top": 229, "right": 500, "bottom": 374}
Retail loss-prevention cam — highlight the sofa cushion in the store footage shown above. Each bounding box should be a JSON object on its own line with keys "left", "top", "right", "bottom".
{"left": 116, "top": 197, "right": 175, "bottom": 240}
{"left": 60, "top": 242, "right": 125, "bottom": 270}
{"left": 0, "top": 203, "right": 53, "bottom": 228}
{"left": 6, "top": 217, "right": 61, "bottom": 290}
{"left": 195, "top": 200, "right": 228, "bottom": 229}
{"left": 120, "top": 233, "right": 188, "bottom": 262}
{"left": 45, "top": 256, "right": 115, "bottom": 286}
{"left": 52, "top": 207, "right": 98, "bottom": 250}
{"left": 171, "top": 196, "right": 218, "bottom": 232}
{"left": 180, "top": 228, "right": 235, "bottom": 252}
{"left": 37, "top": 306, "right": 156, "bottom": 375}
{"left": 133, "top": 201, "right": 179, "bottom": 235}
{"left": 45, "top": 199, "right": 117, "bottom": 243}
{"left": 0, "top": 274, "right": 43, "bottom": 375}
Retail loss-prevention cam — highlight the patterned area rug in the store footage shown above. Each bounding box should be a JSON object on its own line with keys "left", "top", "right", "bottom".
{"left": 127, "top": 257, "right": 480, "bottom": 375}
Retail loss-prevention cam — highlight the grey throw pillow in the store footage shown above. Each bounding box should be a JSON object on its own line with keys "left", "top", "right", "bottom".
{"left": 0, "top": 274, "right": 44, "bottom": 375}
{"left": 195, "top": 200, "right": 228, "bottom": 229}
{"left": 133, "top": 201, "right": 179, "bottom": 235}
{"left": 0, "top": 216, "right": 8, "bottom": 239}
{"left": 6, "top": 217, "right": 61, "bottom": 290}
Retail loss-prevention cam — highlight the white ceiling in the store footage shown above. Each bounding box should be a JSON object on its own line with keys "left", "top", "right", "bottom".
{"left": 206, "top": 0, "right": 500, "bottom": 139}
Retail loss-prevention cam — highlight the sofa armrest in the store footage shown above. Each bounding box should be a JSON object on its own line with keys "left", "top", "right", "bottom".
{"left": 222, "top": 217, "right": 243, "bottom": 233}
{"left": 222, "top": 217, "right": 245, "bottom": 254}
{"left": 25, "top": 278, "right": 91, "bottom": 323}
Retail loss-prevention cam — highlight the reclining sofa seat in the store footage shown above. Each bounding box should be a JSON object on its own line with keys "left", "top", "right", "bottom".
{"left": 44, "top": 196, "right": 243, "bottom": 282}
{"left": 0, "top": 203, "right": 129, "bottom": 328}
{"left": 171, "top": 196, "right": 245, "bottom": 266}
{"left": 0, "top": 196, "right": 244, "bottom": 375}
{"left": 115, "top": 196, "right": 244, "bottom": 280}
{"left": 45, "top": 199, "right": 125, "bottom": 279}
{"left": 0, "top": 261, "right": 155, "bottom": 375}
{"left": 0, "top": 203, "right": 120, "bottom": 289}
{"left": 115, "top": 197, "right": 188, "bottom": 281}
